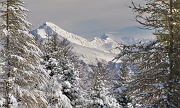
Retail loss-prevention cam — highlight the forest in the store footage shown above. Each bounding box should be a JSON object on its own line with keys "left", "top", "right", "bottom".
{"left": 0, "top": 0, "right": 179, "bottom": 108}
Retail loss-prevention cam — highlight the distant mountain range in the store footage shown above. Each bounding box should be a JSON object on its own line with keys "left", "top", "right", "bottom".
{"left": 32, "top": 22, "right": 149, "bottom": 64}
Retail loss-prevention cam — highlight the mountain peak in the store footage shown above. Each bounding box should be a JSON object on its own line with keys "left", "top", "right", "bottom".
{"left": 121, "top": 36, "right": 136, "bottom": 44}
{"left": 42, "top": 22, "right": 57, "bottom": 27}
{"left": 101, "top": 34, "right": 108, "bottom": 39}
{"left": 100, "top": 33, "right": 115, "bottom": 40}
{"left": 44, "top": 22, "right": 53, "bottom": 25}
{"left": 40, "top": 22, "right": 62, "bottom": 31}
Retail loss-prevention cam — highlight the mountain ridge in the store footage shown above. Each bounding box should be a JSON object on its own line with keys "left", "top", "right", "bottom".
{"left": 31, "top": 22, "right": 143, "bottom": 64}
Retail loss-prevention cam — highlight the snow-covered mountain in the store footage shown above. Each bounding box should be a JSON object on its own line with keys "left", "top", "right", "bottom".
{"left": 32, "top": 22, "right": 138, "bottom": 64}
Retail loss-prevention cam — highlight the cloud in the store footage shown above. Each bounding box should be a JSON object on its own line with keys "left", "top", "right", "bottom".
{"left": 25, "top": 0, "right": 151, "bottom": 39}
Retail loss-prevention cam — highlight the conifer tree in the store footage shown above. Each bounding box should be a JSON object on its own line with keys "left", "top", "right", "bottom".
{"left": 0, "top": 0, "right": 47, "bottom": 107}
{"left": 41, "top": 31, "right": 84, "bottom": 107}
{"left": 88, "top": 62, "right": 121, "bottom": 108}
{"left": 41, "top": 32, "right": 69, "bottom": 107}
{"left": 115, "top": 0, "right": 180, "bottom": 107}
{"left": 113, "top": 61, "right": 131, "bottom": 107}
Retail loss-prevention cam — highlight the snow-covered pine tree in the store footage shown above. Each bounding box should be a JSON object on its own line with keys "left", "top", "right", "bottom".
{"left": 0, "top": 0, "right": 48, "bottom": 107}
{"left": 60, "top": 57, "right": 85, "bottom": 108}
{"left": 56, "top": 38, "right": 78, "bottom": 67}
{"left": 40, "top": 31, "right": 72, "bottom": 108}
{"left": 87, "top": 62, "right": 121, "bottom": 108}
{"left": 115, "top": 0, "right": 180, "bottom": 107}
{"left": 113, "top": 60, "right": 131, "bottom": 107}
{"left": 41, "top": 31, "right": 84, "bottom": 108}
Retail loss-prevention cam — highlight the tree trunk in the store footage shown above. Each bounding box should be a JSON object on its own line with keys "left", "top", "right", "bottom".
{"left": 167, "top": 0, "right": 174, "bottom": 107}
{"left": 5, "top": 0, "right": 11, "bottom": 108}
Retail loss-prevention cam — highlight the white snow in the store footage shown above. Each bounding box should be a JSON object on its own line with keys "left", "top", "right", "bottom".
{"left": 32, "top": 22, "right": 151, "bottom": 65}
{"left": 32, "top": 22, "right": 135, "bottom": 64}
{"left": 63, "top": 81, "right": 71, "bottom": 89}
{"left": 0, "top": 98, "right": 5, "bottom": 107}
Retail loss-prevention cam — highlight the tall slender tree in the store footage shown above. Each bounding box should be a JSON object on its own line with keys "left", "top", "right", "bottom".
{"left": 87, "top": 62, "right": 121, "bottom": 108}
{"left": 113, "top": 61, "right": 131, "bottom": 107}
{"left": 0, "top": 0, "right": 47, "bottom": 107}
{"left": 115, "top": 0, "right": 180, "bottom": 107}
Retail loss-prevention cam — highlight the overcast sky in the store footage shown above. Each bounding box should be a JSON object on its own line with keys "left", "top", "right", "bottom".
{"left": 25, "top": 0, "right": 153, "bottom": 39}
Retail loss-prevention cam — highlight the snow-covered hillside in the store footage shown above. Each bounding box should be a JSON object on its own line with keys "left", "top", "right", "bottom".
{"left": 32, "top": 22, "right": 139, "bottom": 64}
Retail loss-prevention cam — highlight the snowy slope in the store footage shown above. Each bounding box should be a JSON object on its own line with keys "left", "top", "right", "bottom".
{"left": 73, "top": 44, "right": 117, "bottom": 64}
{"left": 32, "top": 22, "right": 121, "bottom": 53}
{"left": 32, "top": 22, "right": 92, "bottom": 47}
{"left": 32, "top": 22, "right": 138, "bottom": 64}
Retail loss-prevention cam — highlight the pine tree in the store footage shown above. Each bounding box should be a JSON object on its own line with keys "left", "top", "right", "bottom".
{"left": 88, "top": 62, "right": 121, "bottom": 108}
{"left": 0, "top": 0, "right": 48, "bottom": 107}
{"left": 90, "top": 63, "right": 104, "bottom": 108}
{"left": 60, "top": 57, "right": 85, "bottom": 108}
{"left": 41, "top": 31, "right": 84, "bottom": 107}
{"left": 41, "top": 32, "right": 69, "bottom": 107}
{"left": 113, "top": 61, "right": 131, "bottom": 107}
{"left": 115, "top": 0, "right": 180, "bottom": 107}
